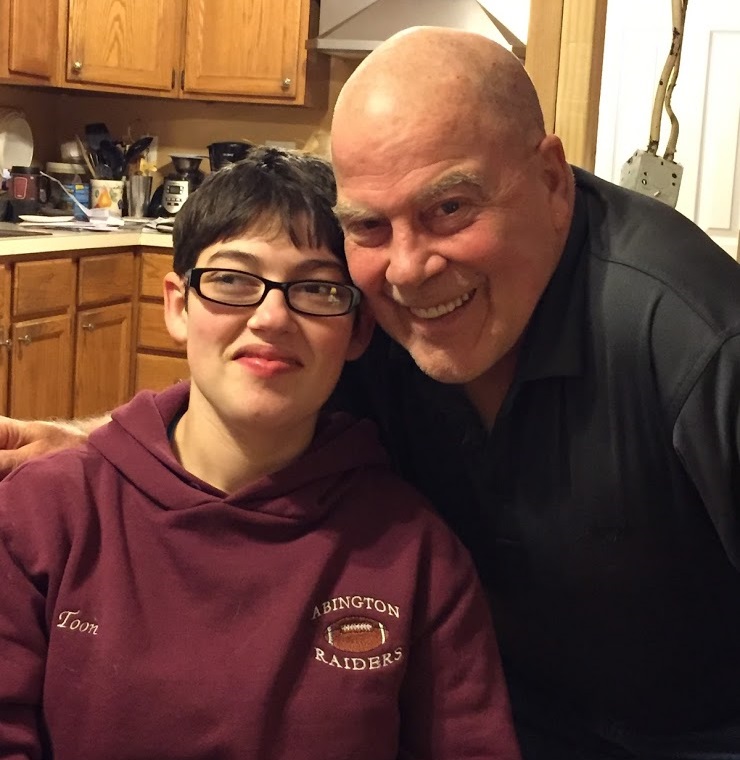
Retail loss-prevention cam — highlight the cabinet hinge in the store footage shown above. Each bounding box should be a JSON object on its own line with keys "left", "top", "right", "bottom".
{"left": 171, "top": 69, "right": 176, "bottom": 89}
{"left": 181, "top": 70, "right": 185, "bottom": 90}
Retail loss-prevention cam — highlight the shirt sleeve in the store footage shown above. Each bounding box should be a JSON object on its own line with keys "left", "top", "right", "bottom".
{"left": 673, "top": 333, "right": 740, "bottom": 569}
{"left": 397, "top": 519, "right": 522, "bottom": 760}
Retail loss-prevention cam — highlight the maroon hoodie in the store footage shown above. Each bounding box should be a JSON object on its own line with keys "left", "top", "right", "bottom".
{"left": 0, "top": 383, "right": 520, "bottom": 760}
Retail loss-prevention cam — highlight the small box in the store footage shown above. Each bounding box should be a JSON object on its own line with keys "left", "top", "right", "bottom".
{"left": 620, "top": 149, "right": 683, "bottom": 208}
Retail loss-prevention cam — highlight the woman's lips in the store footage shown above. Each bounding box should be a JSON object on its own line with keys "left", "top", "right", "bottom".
{"left": 233, "top": 347, "right": 302, "bottom": 377}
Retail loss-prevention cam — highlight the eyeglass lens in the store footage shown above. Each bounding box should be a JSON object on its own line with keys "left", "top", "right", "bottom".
{"left": 193, "top": 269, "right": 357, "bottom": 316}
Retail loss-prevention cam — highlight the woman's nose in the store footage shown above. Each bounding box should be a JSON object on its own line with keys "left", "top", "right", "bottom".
{"left": 246, "top": 288, "right": 295, "bottom": 331}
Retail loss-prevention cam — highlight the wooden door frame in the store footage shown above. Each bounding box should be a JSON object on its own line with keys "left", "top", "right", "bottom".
{"left": 526, "top": 0, "right": 608, "bottom": 171}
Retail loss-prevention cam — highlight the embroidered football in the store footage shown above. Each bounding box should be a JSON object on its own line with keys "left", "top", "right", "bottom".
{"left": 325, "top": 616, "right": 388, "bottom": 653}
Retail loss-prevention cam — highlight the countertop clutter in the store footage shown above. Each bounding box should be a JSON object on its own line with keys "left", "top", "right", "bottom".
{"left": 0, "top": 224, "right": 172, "bottom": 258}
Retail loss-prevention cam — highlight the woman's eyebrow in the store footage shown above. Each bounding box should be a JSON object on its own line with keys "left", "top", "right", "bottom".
{"left": 206, "top": 250, "right": 259, "bottom": 267}
{"left": 204, "top": 250, "right": 346, "bottom": 278}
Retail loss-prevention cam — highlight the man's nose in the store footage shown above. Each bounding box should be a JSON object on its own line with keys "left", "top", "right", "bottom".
{"left": 385, "top": 228, "right": 446, "bottom": 287}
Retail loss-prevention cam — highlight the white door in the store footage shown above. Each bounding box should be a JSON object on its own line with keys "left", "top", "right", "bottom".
{"left": 595, "top": 0, "right": 740, "bottom": 259}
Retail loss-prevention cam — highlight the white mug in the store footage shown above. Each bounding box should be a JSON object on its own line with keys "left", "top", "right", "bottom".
{"left": 90, "top": 179, "right": 124, "bottom": 218}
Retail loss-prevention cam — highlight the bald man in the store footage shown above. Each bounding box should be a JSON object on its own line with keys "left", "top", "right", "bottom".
{"left": 329, "top": 27, "right": 740, "bottom": 760}
{"left": 1, "top": 25, "right": 740, "bottom": 760}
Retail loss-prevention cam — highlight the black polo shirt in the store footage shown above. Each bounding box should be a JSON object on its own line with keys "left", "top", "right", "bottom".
{"left": 335, "top": 168, "right": 740, "bottom": 735}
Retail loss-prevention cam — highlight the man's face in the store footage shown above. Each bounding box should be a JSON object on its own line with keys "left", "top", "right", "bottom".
{"left": 163, "top": 230, "right": 370, "bottom": 438}
{"left": 333, "top": 122, "right": 571, "bottom": 385}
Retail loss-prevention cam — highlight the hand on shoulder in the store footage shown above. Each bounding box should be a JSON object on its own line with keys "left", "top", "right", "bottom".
{"left": 0, "top": 417, "right": 88, "bottom": 478}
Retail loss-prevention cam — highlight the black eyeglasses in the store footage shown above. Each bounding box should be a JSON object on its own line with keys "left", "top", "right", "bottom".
{"left": 184, "top": 268, "right": 362, "bottom": 317}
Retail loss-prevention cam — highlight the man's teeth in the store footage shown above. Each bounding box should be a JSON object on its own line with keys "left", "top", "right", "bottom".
{"left": 410, "top": 291, "right": 471, "bottom": 319}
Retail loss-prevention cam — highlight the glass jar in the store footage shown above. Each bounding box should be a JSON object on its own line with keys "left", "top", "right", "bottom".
{"left": 46, "top": 161, "right": 89, "bottom": 219}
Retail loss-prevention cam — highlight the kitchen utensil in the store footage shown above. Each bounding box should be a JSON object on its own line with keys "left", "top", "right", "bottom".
{"left": 207, "top": 141, "right": 252, "bottom": 171}
{"left": 84, "top": 122, "right": 112, "bottom": 152}
{"left": 60, "top": 139, "right": 83, "bottom": 163}
{"left": 75, "top": 134, "right": 98, "bottom": 179}
{"left": 0, "top": 108, "right": 33, "bottom": 170}
{"left": 19, "top": 214, "right": 75, "bottom": 223}
{"left": 126, "top": 174, "right": 152, "bottom": 218}
{"left": 123, "top": 135, "right": 154, "bottom": 167}
{"left": 98, "top": 139, "right": 125, "bottom": 179}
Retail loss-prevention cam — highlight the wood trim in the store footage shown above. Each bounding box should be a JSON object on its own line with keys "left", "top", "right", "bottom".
{"left": 554, "top": 0, "right": 608, "bottom": 170}
{"left": 525, "top": 0, "right": 565, "bottom": 134}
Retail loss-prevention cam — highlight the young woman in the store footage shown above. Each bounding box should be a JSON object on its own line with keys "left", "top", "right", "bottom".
{"left": 0, "top": 148, "right": 520, "bottom": 760}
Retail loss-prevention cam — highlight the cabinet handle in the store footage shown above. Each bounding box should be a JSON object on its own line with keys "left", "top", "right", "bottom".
{"left": 0, "top": 338, "right": 11, "bottom": 349}
{"left": 18, "top": 335, "right": 32, "bottom": 345}
{"left": 72, "top": 60, "right": 83, "bottom": 73}
{"left": 82, "top": 323, "right": 95, "bottom": 332}
{"left": 281, "top": 78, "right": 292, "bottom": 91}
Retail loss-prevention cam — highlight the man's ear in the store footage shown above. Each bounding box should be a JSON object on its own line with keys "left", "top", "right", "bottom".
{"left": 537, "top": 133, "right": 574, "bottom": 233}
{"left": 345, "top": 302, "right": 375, "bottom": 361}
{"left": 162, "top": 272, "right": 188, "bottom": 346}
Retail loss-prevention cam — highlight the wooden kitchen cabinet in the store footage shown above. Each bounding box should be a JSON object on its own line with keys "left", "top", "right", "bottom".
{"left": 77, "top": 251, "right": 135, "bottom": 307}
{"left": 65, "top": 0, "right": 182, "bottom": 95}
{"left": 135, "top": 353, "right": 190, "bottom": 393}
{"left": 135, "top": 249, "right": 188, "bottom": 393}
{"left": 8, "top": 258, "right": 75, "bottom": 419}
{"left": 0, "top": 265, "right": 11, "bottom": 416}
{"left": 0, "top": 0, "right": 62, "bottom": 84}
{"left": 10, "top": 313, "right": 73, "bottom": 419}
{"left": 181, "top": 0, "right": 321, "bottom": 104}
{"left": 74, "top": 302, "right": 132, "bottom": 417}
{"left": 74, "top": 251, "right": 135, "bottom": 416}
{"left": 59, "top": 0, "right": 324, "bottom": 104}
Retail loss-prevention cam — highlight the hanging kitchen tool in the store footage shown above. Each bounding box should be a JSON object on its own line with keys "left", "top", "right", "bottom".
{"left": 98, "top": 139, "right": 125, "bottom": 180}
{"left": 123, "top": 135, "right": 153, "bottom": 167}
{"left": 84, "top": 122, "right": 112, "bottom": 152}
{"left": 75, "top": 134, "right": 98, "bottom": 179}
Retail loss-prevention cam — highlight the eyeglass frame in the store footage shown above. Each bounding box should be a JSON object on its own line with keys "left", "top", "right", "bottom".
{"left": 183, "top": 267, "right": 363, "bottom": 317}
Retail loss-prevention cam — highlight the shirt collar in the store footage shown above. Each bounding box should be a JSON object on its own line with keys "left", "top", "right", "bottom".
{"left": 515, "top": 183, "right": 589, "bottom": 383}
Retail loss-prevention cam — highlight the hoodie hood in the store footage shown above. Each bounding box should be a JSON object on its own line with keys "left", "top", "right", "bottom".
{"left": 89, "top": 383, "right": 389, "bottom": 526}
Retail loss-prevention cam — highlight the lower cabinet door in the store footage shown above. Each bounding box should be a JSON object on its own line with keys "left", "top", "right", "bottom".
{"left": 135, "top": 352, "right": 190, "bottom": 393}
{"left": 74, "top": 303, "right": 133, "bottom": 418}
{"left": 11, "top": 313, "right": 73, "bottom": 419}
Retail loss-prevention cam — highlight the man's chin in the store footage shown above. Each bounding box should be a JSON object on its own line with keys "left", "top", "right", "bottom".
{"left": 408, "top": 349, "right": 485, "bottom": 385}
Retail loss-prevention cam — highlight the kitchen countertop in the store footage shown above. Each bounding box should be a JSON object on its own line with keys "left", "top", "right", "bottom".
{"left": 0, "top": 227, "right": 173, "bottom": 258}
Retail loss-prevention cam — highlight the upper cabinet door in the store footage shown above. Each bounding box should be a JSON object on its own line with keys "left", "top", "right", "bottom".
{"left": 0, "top": 0, "right": 61, "bottom": 83}
{"left": 182, "top": 0, "right": 308, "bottom": 101}
{"left": 66, "top": 0, "right": 181, "bottom": 92}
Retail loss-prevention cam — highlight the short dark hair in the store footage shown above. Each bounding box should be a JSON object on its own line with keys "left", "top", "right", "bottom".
{"left": 172, "top": 147, "right": 344, "bottom": 275}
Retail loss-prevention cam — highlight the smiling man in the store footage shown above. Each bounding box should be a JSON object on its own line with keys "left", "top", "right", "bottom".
{"left": 328, "top": 26, "right": 740, "bottom": 760}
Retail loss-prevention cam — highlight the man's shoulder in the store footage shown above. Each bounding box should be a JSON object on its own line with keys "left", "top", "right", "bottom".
{"left": 576, "top": 168, "right": 740, "bottom": 332}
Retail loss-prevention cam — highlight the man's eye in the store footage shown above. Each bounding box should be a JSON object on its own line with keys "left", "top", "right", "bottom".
{"left": 432, "top": 199, "right": 465, "bottom": 217}
{"left": 344, "top": 218, "right": 390, "bottom": 247}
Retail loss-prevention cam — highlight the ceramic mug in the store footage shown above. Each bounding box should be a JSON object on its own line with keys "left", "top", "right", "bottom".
{"left": 90, "top": 178, "right": 124, "bottom": 217}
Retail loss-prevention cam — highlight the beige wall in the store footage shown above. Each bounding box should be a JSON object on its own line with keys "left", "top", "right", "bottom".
{"left": 0, "top": 57, "right": 357, "bottom": 176}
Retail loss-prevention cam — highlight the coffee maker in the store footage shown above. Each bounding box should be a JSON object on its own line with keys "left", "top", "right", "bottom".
{"left": 161, "top": 154, "right": 206, "bottom": 215}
